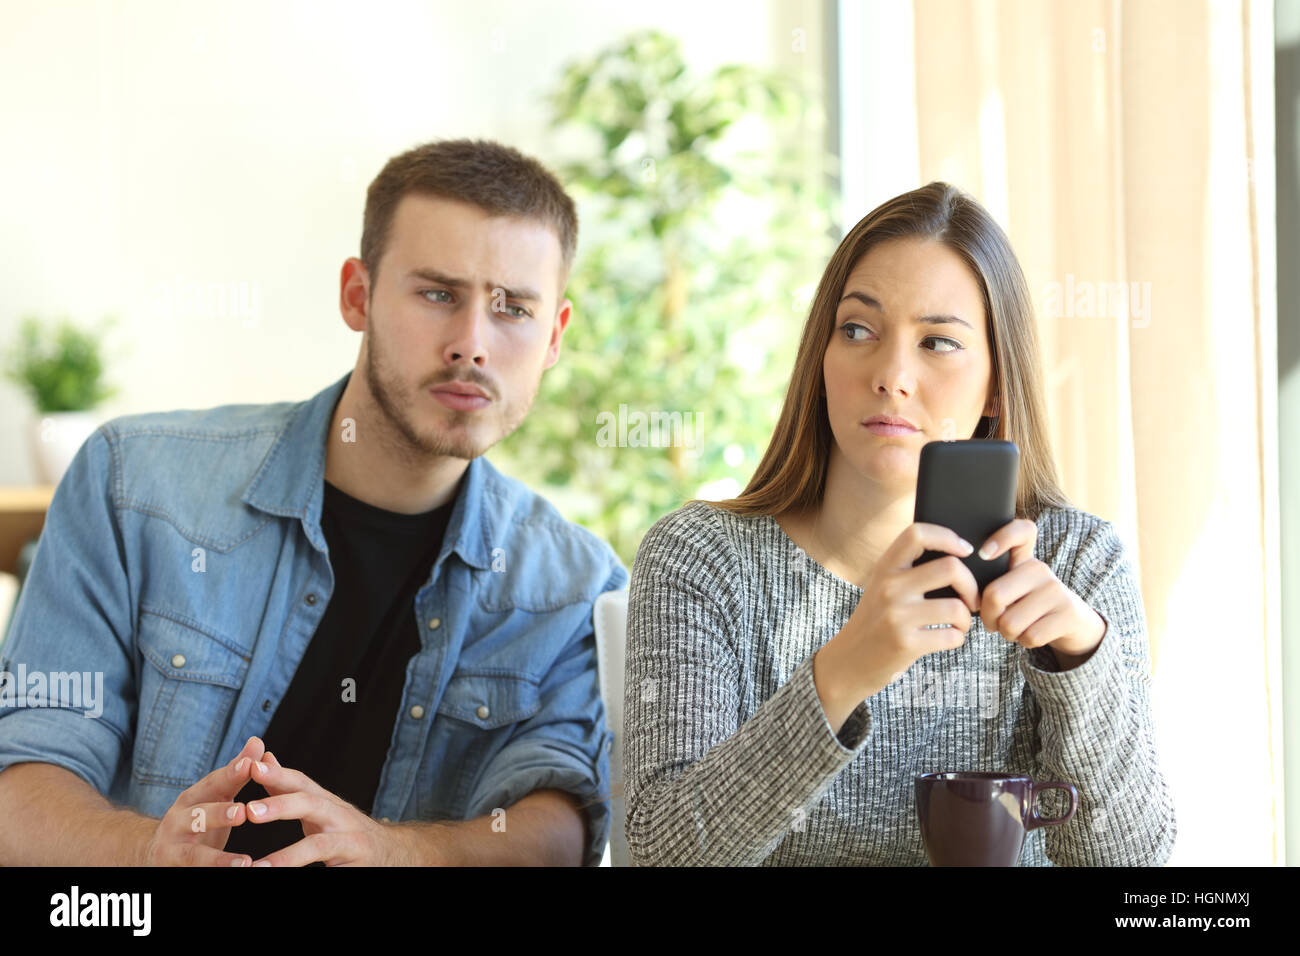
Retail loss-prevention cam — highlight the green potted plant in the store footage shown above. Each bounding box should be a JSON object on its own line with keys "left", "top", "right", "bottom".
{"left": 3, "top": 315, "right": 120, "bottom": 485}
{"left": 493, "top": 29, "right": 835, "bottom": 566}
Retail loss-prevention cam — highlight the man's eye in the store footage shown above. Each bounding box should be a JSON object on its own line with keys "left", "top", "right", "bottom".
{"left": 505, "top": 304, "right": 531, "bottom": 318}
{"left": 420, "top": 289, "right": 453, "bottom": 303}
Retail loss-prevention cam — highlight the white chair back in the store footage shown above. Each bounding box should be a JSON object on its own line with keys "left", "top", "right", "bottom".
{"left": 592, "top": 588, "right": 629, "bottom": 867}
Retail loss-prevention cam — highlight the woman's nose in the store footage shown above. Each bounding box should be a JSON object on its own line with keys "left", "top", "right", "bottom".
{"left": 873, "top": 362, "right": 918, "bottom": 395}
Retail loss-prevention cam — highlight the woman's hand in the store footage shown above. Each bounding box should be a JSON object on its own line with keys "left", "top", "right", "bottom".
{"left": 816, "top": 522, "right": 983, "bottom": 723}
{"left": 975, "top": 518, "right": 1107, "bottom": 657}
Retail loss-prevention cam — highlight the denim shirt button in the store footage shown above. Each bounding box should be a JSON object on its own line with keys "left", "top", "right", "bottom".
{"left": 262, "top": 699, "right": 271, "bottom": 711}
{"left": 427, "top": 617, "right": 441, "bottom": 629}
{"left": 304, "top": 593, "right": 317, "bottom": 606}
{"left": 409, "top": 705, "right": 425, "bottom": 719}
{"left": 171, "top": 654, "right": 186, "bottom": 668}
{"left": 476, "top": 705, "right": 489, "bottom": 720}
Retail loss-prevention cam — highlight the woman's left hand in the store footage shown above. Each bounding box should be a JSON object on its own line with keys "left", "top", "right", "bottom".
{"left": 975, "top": 518, "right": 1107, "bottom": 656}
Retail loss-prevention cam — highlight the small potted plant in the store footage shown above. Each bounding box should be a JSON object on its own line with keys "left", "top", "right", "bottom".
{"left": 3, "top": 315, "right": 120, "bottom": 485}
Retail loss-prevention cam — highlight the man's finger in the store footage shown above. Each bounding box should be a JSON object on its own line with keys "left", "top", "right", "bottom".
{"left": 251, "top": 751, "right": 328, "bottom": 799}
{"left": 245, "top": 791, "right": 339, "bottom": 829}
{"left": 169, "top": 841, "right": 253, "bottom": 868}
{"left": 252, "top": 832, "right": 348, "bottom": 868}
{"left": 182, "top": 738, "right": 265, "bottom": 805}
{"left": 184, "top": 800, "right": 250, "bottom": 833}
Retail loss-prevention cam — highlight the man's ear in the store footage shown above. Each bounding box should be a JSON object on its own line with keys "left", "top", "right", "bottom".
{"left": 340, "top": 257, "right": 370, "bottom": 332}
{"left": 543, "top": 297, "right": 572, "bottom": 371}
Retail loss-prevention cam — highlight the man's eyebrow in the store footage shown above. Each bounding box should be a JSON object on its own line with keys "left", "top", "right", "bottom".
{"left": 838, "top": 290, "right": 974, "bottom": 330}
{"left": 404, "top": 267, "right": 541, "bottom": 302}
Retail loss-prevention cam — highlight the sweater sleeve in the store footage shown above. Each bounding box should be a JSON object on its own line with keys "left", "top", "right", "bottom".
{"left": 622, "top": 504, "right": 872, "bottom": 866}
{"left": 1018, "top": 514, "right": 1178, "bottom": 866}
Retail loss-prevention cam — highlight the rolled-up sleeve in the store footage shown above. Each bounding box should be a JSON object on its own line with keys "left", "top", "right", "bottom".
{"left": 1019, "top": 516, "right": 1177, "bottom": 866}
{"left": 0, "top": 426, "right": 136, "bottom": 796}
{"left": 462, "top": 562, "right": 627, "bottom": 867}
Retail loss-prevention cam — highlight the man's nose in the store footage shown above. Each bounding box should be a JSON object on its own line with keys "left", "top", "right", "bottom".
{"left": 444, "top": 297, "right": 490, "bottom": 365}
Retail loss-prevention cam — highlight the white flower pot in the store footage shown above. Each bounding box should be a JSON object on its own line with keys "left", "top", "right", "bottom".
{"left": 28, "top": 411, "right": 100, "bottom": 486}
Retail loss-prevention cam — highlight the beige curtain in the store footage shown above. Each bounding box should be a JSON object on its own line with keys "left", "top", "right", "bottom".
{"left": 907, "top": 0, "right": 1280, "bottom": 865}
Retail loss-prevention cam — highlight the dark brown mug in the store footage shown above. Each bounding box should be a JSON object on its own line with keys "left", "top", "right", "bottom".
{"left": 915, "top": 772, "right": 1079, "bottom": 866}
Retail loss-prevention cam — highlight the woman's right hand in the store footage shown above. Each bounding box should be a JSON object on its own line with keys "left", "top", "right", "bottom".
{"left": 814, "top": 523, "right": 981, "bottom": 727}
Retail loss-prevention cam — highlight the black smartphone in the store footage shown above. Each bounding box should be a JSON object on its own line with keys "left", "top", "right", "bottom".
{"left": 911, "top": 439, "right": 1020, "bottom": 602}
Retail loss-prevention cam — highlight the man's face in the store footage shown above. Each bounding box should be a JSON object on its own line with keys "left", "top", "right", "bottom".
{"left": 347, "top": 194, "right": 570, "bottom": 461}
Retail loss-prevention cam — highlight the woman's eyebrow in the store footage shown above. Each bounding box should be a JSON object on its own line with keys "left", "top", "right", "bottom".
{"left": 838, "top": 290, "right": 973, "bottom": 330}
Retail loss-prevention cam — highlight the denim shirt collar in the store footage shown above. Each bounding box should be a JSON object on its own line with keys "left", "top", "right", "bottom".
{"left": 240, "top": 369, "right": 498, "bottom": 570}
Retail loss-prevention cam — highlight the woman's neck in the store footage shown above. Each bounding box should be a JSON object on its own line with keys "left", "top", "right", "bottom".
{"left": 780, "top": 451, "right": 915, "bottom": 589}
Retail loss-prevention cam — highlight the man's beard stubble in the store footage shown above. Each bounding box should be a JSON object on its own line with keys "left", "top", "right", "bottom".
{"left": 362, "top": 316, "right": 537, "bottom": 464}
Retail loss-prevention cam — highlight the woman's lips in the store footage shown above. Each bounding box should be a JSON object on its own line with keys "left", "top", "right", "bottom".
{"left": 430, "top": 388, "right": 490, "bottom": 411}
{"left": 864, "top": 422, "right": 918, "bottom": 436}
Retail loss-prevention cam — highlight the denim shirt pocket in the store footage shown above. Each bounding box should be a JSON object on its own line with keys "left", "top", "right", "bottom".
{"left": 134, "top": 608, "right": 251, "bottom": 788}
{"left": 416, "top": 671, "right": 542, "bottom": 820}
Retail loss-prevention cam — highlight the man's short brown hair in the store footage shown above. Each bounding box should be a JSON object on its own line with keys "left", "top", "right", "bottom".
{"left": 360, "top": 138, "right": 578, "bottom": 296}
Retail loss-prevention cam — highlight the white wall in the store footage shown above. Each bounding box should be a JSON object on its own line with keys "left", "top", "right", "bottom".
{"left": 0, "top": 0, "right": 826, "bottom": 484}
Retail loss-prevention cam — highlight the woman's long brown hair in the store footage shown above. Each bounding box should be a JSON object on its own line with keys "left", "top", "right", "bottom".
{"left": 704, "top": 181, "right": 1072, "bottom": 522}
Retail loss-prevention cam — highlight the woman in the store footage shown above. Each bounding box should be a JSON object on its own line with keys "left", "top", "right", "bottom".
{"left": 622, "top": 182, "right": 1177, "bottom": 866}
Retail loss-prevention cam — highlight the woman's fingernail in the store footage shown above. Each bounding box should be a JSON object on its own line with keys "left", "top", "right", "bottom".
{"left": 958, "top": 538, "right": 974, "bottom": 555}
{"left": 255, "top": 761, "right": 267, "bottom": 775}
{"left": 980, "top": 540, "right": 998, "bottom": 559}
{"left": 226, "top": 805, "right": 238, "bottom": 820}
{"left": 235, "top": 757, "right": 249, "bottom": 773}
{"left": 253, "top": 860, "right": 272, "bottom": 867}
{"left": 249, "top": 802, "right": 267, "bottom": 817}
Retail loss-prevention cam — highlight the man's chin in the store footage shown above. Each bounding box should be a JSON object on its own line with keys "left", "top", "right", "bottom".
{"left": 417, "top": 437, "right": 486, "bottom": 461}
{"left": 418, "top": 425, "right": 497, "bottom": 461}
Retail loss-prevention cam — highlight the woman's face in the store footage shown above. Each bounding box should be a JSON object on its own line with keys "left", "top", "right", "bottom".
{"left": 822, "top": 236, "right": 997, "bottom": 489}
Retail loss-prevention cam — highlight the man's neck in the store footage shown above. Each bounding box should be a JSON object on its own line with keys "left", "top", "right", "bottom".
{"left": 323, "top": 374, "right": 469, "bottom": 515}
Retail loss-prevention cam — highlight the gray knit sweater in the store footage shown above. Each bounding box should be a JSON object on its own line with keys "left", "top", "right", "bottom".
{"left": 623, "top": 500, "right": 1177, "bottom": 866}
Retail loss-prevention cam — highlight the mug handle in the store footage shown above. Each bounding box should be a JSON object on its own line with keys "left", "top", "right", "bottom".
{"left": 1025, "top": 781, "right": 1079, "bottom": 831}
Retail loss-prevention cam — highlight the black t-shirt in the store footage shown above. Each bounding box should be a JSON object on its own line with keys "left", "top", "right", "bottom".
{"left": 224, "top": 477, "right": 455, "bottom": 863}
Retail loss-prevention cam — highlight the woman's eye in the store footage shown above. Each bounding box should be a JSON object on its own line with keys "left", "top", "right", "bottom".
{"left": 924, "top": 336, "right": 962, "bottom": 353}
{"left": 840, "top": 322, "right": 962, "bottom": 353}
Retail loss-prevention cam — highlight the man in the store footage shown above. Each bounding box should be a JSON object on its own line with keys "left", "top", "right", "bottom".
{"left": 0, "top": 139, "right": 625, "bottom": 866}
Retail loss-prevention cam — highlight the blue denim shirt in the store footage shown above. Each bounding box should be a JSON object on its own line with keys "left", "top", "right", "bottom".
{"left": 0, "top": 370, "right": 626, "bottom": 866}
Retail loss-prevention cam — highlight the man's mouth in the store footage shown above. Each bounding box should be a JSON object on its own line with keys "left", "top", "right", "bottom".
{"left": 430, "top": 384, "right": 491, "bottom": 411}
